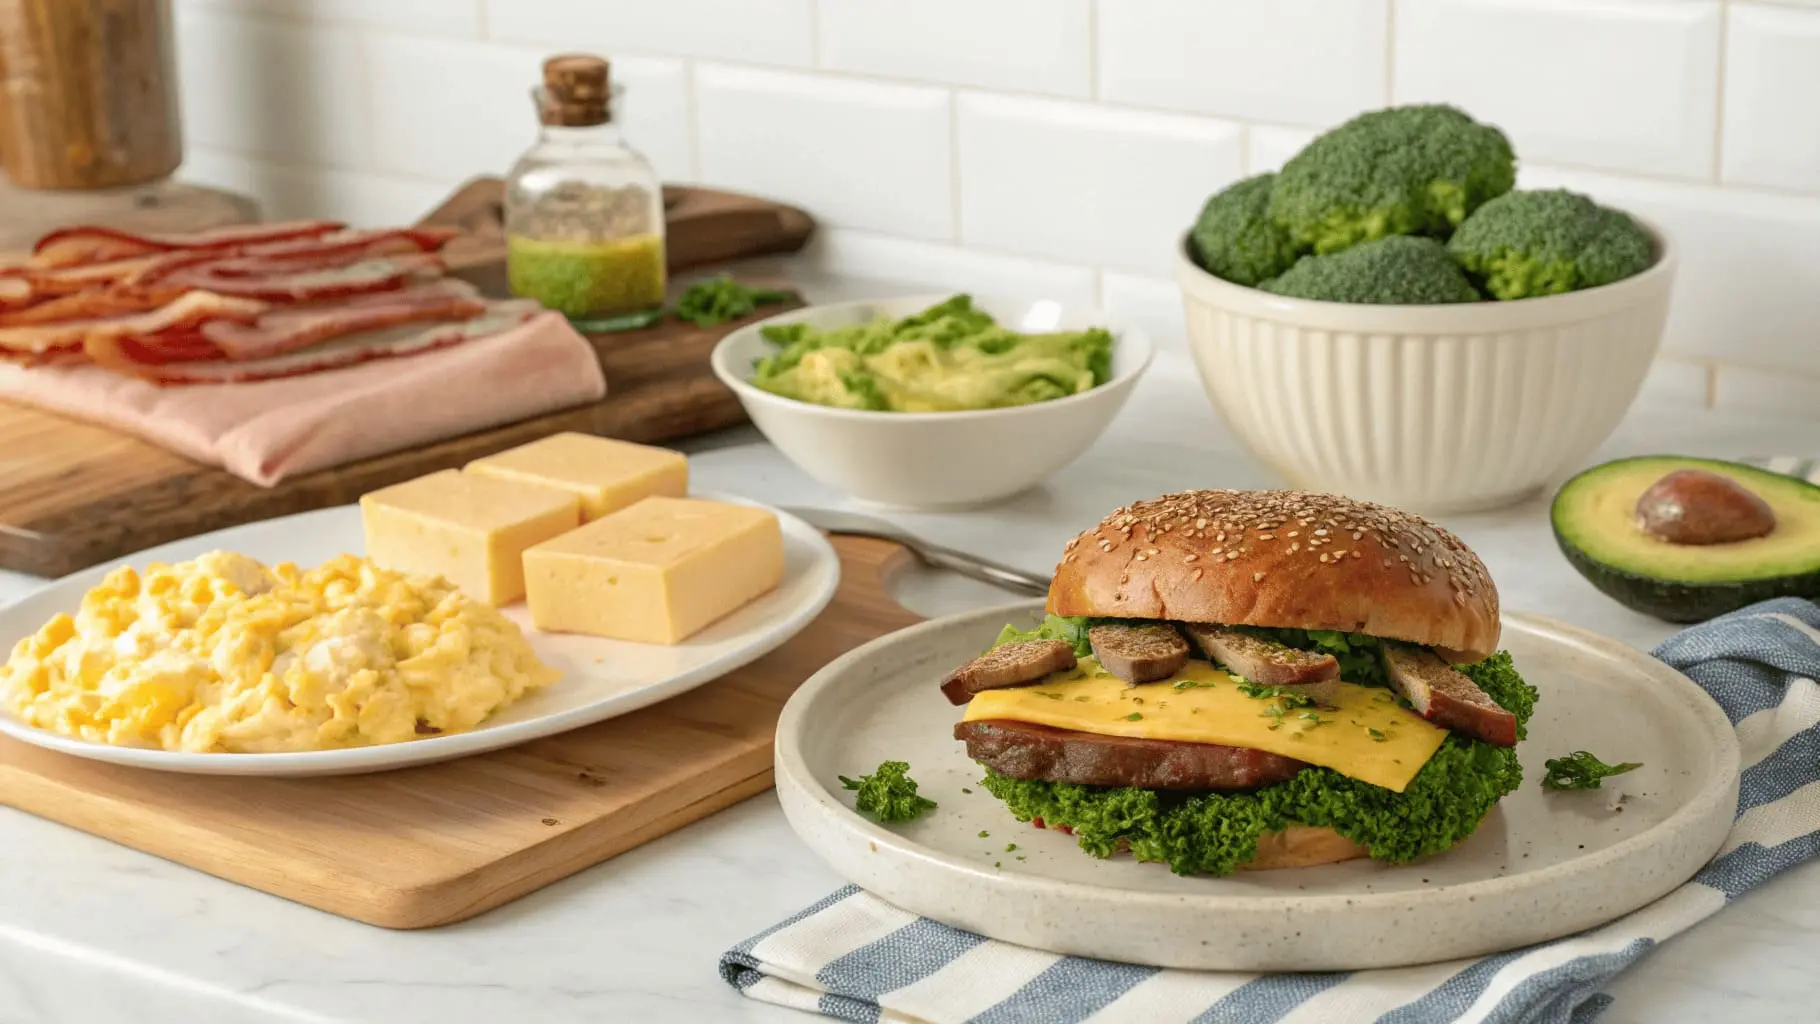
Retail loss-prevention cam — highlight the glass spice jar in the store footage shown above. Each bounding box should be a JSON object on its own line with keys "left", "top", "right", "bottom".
{"left": 504, "top": 54, "right": 667, "bottom": 318}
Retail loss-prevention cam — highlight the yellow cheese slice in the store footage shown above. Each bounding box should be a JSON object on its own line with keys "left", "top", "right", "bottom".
{"left": 961, "top": 658, "right": 1447, "bottom": 792}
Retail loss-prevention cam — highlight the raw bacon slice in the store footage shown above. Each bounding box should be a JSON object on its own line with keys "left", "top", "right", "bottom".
{"left": 0, "top": 275, "right": 33, "bottom": 311}
{"left": 0, "top": 285, "right": 187, "bottom": 327}
{"left": 131, "top": 230, "right": 461, "bottom": 285}
{"left": 30, "top": 220, "right": 344, "bottom": 268}
{"left": 158, "top": 253, "right": 444, "bottom": 303}
{"left": 129, "top": 301, "right": 543, "bottom": 385}
{"left": 235, "top": 226, "right": 458, "bottom": 261}
{"left": 1, "top": 291, "right": 266, "bottom": 356}
{"left": 201, "top": 279, "right": 486, "bottom": 360}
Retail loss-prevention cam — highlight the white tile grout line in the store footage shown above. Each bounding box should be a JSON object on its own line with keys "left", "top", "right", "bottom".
{"left": 1383, "top": 0, "right": 1398, "bottom": 106}
{"left": 1712, "top": 0, "right": 1731, "bottom": 184}
{"left": 1087, "top": 0, "right": 1101, "bottom": 101}
{"left": 948, "top": 90, "right": 964, "bottom": 244}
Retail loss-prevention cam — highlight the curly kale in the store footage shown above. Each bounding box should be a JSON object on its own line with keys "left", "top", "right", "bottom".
{"left": 673, "top": 274, "right": 791, "bottom": 326}
{"left": 976, "top": 631, "right": 1539, "bottom": 875}
{"left": 840, "top": 760, "right": 937, "bottom": 822}
{"left": 1269, "top": 104, "right": 1516, "bottom": 254}
{"left": 1447, "top": 189, "right": 1656, "bottom": 300}
{"left": 1259, "top": 235, "right": 1481, "bottom": 305}
{"left": 1188, "top": 173, "right": 1302, "bottom": 287}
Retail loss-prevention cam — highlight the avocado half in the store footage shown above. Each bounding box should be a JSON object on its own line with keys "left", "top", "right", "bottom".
{"left": 1551, "top": 455, "right": 1820, "bottom": 623}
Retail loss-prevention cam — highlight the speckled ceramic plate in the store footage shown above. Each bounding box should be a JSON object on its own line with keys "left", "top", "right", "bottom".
{"left": 0, "top": 495, "right": 839, "bottom": 777}
{"left": 774, "top": 601, "right": 1741, "bottom": 972}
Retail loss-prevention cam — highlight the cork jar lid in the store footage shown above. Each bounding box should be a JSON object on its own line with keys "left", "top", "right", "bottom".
{"left": 540, "top": 54, "right": 611, "bottom": 126}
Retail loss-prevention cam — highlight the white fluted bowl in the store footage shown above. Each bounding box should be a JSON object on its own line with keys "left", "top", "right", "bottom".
{"left": 1174, "top": 222, "right": 1678, "bottom": 513}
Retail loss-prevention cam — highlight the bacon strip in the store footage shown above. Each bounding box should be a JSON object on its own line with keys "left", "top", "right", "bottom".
{"left": 0, "top": 276, "right": 33, "bottom": 311}
{"left": 0, "top": 285, "right": 188, "bottom": 327}
{"left": 201, "top": 279, "right": 486, "bottom": 361}
{"left": 118, "top": 301, "right": 542, "bottom": 385}
{"left": 0, "top": 291, "right": 267, "bottom": 355}
{"left": 158, "top": 253, "right": 444, "bottom": 303}
{"left": 30, "top": 220, "right": 344, "bottom": 268}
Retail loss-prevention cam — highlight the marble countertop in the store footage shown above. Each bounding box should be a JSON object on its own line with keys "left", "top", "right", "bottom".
{"left": 4, "top": 282, "right": 1820, "bottom": 1021}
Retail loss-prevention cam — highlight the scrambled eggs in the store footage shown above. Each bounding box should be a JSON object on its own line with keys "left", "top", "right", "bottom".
{"left": 0, "top": 550, "right": 558, "bottom": 753}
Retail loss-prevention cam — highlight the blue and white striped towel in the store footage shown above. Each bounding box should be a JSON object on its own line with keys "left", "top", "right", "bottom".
{"left": 721, "top": 596, "right": 1820, "bottom": 1023}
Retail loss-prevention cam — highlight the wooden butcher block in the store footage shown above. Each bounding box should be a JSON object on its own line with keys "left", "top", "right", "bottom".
{"left": 0, "top": 535, "right": 921, "bottom": 929}
{"left": 0, "top": 179, "right": 816, "bottom": 578}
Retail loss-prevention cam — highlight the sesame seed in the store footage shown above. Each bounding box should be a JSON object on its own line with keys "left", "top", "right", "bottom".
{"left": 1352, "top": 531, "right": 1363, "bottom": 540}
{"left": 1226, "top": 551, "right": 1240, "bottom": 560}
{"left": 1145, "top": 548, "right": 1159, "bottom": 556}
{"left": 1183, "top": 554, "right": 1198, "bottom": 563}
{"left": 1258, "top": 533, "right": 1274, "bottom": 540}
{"left": 1286, "top": 531, "right": 1299, "bottom": 538}
{"left": 1192, "top": 568, "right": 1204, "bottom": 581}
{"left": 1253, "top": 572, "right": 1265, "bottom": 582}
{"left": 1313, "top": 528, "right": 1329, "bottom": 537}
{"left": 1135, "top": 554, "right": 1148, "bottom": 561}
{"left": 1210, "top": 546, "right": 1223, "bottom": 554}
{"left": 1319, "top": 553, "right": 1330, "bottom": 563}
{"left": 1331, "top": 549, "right": 1346, "bottom": 559}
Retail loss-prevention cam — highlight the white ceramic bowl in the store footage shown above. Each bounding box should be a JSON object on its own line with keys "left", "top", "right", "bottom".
{"left": 710, "top": 294, "right": 1154, "bottom": 510}
{"left": 1174, "top": 220, "right": 1678, "bottom": 513}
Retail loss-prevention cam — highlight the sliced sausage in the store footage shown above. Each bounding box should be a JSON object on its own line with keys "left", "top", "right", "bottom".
{"left": 1183, "top": 624, "right": 1341, "bottom": 703}
{"left": 955, "top": 718, "right": 1309, "bottom": 791}
{"left": 1088, "top": 623, "right": 1190, "bottom": 684}
{"left": 1382, "top": 644, "right": 1517, "bottom": 747}
{"left": 939, "top": 639, "right": 1077, "bottom": 705}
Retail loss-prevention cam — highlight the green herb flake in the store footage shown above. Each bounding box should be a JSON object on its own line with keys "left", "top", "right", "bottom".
{"left": 673, "top": 274, "right": 791, "bottom": 327}
{"left": 1368, "top": 728, "right": 1388, "bottom": 742}
{"left": 1542, "top": 751, "right": 1643, "bottom": 791}
{"left": 1005, "top": 843, "right": 1018, "bottom": 852}
{"left": 961, "top": 788, "right": 973, "bottom": 794}
{"left": 1173, "top": 678, "right": 1220, "bottom": 691}
{"left": 1073, "top": 695, "right": 1093, "bottom": 702}
{"left": 1124, "top": 712, "right": 1143, "bottom": 721}
{"left": 1035, "top": 691, "right": 1065, "bottom": 700}
{"left": 978, "top": 830, "right": 991, "bottom": 838}
{"left": 839, "top": 760, "right": 937, "bottom": 822}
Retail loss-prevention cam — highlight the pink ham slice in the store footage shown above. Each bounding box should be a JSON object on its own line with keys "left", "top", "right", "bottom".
{"left": 200, "top": 279, "right": 486, "bottom": 361}
{"left": 131, "top": 301, "right": 544, "bottom": 385}
{"left": 1, "top": 291, "right": 267, "bottom": 355}
{"left": 30, "top": 220, "right": 345, "bottom": 268}
{"left": 157, "top": 253, "right": 445, "bottom": 303}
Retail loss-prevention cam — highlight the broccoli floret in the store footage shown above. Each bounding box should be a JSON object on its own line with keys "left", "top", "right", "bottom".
{"left": 1188, "top": 173, "right": 1301, "bottom": 287}
{"left": 1446, "top": 188, "right": 1655, "bottom": 300}
{"left": 1269, "top": 105, "right": 1516, "bottom": 254}
{"left": 1259, "top": 236, "right": 1481, "bottom": 305}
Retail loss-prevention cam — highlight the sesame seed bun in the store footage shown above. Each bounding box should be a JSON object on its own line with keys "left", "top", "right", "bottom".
{"left": 1046, "top": 490, "right": 1501, "bottom": 662}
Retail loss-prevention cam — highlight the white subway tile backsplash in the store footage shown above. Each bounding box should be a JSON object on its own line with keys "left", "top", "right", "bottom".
{"left": 172, "top": 6, "right": 370, "bottom": 167}
{"left": 364, "top": 40, "right": 692, "bottom": 185}
{"left": 957, "top": 94, "right": 1243, "bottom": 274}
{"left": 487, "top": 0, "right": 813, "bottom": 67}
{"left": 1521, "top": 163, "right": 1820, "bottom": 376}
{"left": 695, "top": 67, "right": 953, "bottom": 241}
{"left": 1636, "top": 356, "right": 1713, "bottom": 409}
{"left": 1713, "top": 365, "right": 1820, "bottom": 420}
{"left": 818, "top": 0, "right": 1091, "bottom": 97}
{"left": 1099, "top": 0, "right": 1387, "bottom": 126}
{"left": 800, "top": 229, "right": 1099, "bottom": 307}
{"left": 1722, "top": 5, "right": 1820, "bottom": 191}
{"left": 1101, "top": 272, "right": 1188, "bottom": 356}
{"left": 1247, "top": 125, "right": 1322, "bottom": 175}
{"left": 1395, "top": 0, "right": 1722, "bottom": 180}
{"left": 175, "top": 0, "right": 482, "bottom": 36}
{"left": 178, "top": 148, "right": 451, "bottom": 226}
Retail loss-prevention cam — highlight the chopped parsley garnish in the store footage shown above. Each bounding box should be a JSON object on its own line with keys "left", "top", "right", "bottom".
{"left": 838, "top": 760, "right": 936, "bottom": 822}
{"left": 1005, "top": 843, "right": 1018, "bottom": 852}
{"left": 1172, "top": 678, "right": 1220, "bottom": 691}
{"left": 1073, "top": 695, "right": 1092, "bottom": 702}
{"left": 673, "top": 274, "right": 791, "bottom": 327}
{"left": 1035, "top": 691, "right": 1064, "bottom": 700}
{"left": 1542, "top": 751, "right": 1642, "bottom": 791}
{"left": 961, "top": 788, "right": 973, "bottom": 794}
{"left": 1124, "top": 712, "right": 1143, "bottom": 721}
{"left": 978, "top": 830, "right": 990, "bottom": 838}
{"left": 1367, "top": 728, "right": 1388, "bottom": 742}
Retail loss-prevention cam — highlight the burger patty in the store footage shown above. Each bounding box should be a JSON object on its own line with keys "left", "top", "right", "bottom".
{"left": 954, "top": 719, "right": 1310, "bottom": 791}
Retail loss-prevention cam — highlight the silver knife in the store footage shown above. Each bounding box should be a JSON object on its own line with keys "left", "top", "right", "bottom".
{"left": 781, "top": 506, "right": 1052, "bottom": 597}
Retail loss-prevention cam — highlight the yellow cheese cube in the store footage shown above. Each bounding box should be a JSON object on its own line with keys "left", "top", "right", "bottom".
{"left": 464, "top": 432, "right": 688, "bottom": 522}
{"left": 360, "top": 469, "right": 581, "bottom": 606}
{"left": 523, "top": 496, "right": 784, "bottom": 644}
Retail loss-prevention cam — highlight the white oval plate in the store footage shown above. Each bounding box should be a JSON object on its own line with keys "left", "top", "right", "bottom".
{"left": 0, "top": 495, "right": 839, "bottom": 777}
{"left": 775, "top": 601, "right": 1741, "bottom": 972}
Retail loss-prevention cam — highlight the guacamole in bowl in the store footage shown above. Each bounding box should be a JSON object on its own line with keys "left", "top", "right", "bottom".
{"left": 749, "top": 295, "right": 1116, "bottom": 412}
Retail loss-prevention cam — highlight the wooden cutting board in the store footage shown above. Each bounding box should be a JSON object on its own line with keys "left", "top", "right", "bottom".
{"left": 0, "top": 535, "right": 921, "bottom": 929}
{"left": 0, "top": 181, "right": 816, "bottom": 579}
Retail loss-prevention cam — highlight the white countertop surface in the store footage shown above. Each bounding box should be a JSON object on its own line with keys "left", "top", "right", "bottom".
{"left": 3, "top": 278, "right": 1819, "bottom": 1022}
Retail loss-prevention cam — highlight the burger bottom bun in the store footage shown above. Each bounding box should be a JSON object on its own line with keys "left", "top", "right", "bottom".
{"left": 1243, "top": 825, "right": 1371, "bottom": 870}
{"left": 1033, "top": 820, "right": 1370, "bottom": 870}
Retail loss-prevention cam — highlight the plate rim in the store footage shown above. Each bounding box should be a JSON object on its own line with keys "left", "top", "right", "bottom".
{"left": 0, "top": 494, "right": 841, "bottom": 776}
{"left": 775, "top": 598, "right": 1742, "bottom": 917}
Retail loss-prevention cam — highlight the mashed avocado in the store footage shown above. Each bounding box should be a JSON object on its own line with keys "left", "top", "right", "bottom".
{"left": 750, "top": 295, "right": 1114, "bottom": 412}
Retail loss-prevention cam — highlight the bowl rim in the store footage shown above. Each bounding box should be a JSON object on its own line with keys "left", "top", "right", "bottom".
{"left": 708, "top": 292, "right": 1157, "bottom": 424}
{"left": 1174, "top": 211, "right": 1679, "bottom": 332}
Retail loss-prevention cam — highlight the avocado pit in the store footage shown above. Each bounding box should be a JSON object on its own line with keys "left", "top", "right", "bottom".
{"left": 1635, "top": 469, "right": 1776, "bottom": 546}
